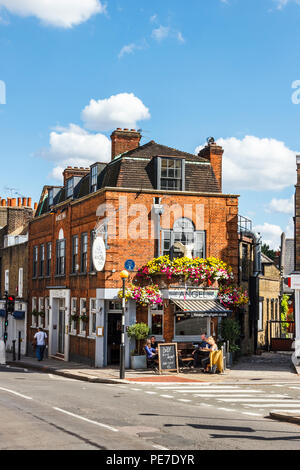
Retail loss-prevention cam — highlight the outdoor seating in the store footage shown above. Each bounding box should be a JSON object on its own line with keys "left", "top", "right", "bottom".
{"left": 209, "top": 350, "right": 224, "bottom": 374}
{"left": 177, "top": 342, "right": 195, "bottom": 371}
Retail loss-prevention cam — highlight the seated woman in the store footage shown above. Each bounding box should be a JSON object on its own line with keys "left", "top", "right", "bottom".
{"left": 144, "top": 339, "right": 158, "bottom": 362}
{"left": 201, "top": 336, "right": 218, "bottom": 373}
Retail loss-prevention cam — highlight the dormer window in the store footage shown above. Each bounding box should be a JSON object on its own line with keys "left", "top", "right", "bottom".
{"left": 48, "top": 189, "right": 54, "bottom": 207}
{"left": 90, "top": 165, "right": 98, "bottom": 193}
{"left": 66, "top": 177, "right": 74, "bottom": 199}
{"left": 156, "top": 157, "right": 185, "bottom": 191}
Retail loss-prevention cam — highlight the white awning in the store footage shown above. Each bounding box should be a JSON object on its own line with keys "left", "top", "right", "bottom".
{"left": 172, "top": 299, "right": 230, "bottom": 317}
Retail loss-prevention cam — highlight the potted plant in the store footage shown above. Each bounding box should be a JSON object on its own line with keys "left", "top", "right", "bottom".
{"left": 220, "top": 318, "right": 241, "bottom": 367}
{"left": 127, "top": 322, "right": 150, "bottom": 369}
{"left": 79, "top": 315, "right": 89, "bottom": 323}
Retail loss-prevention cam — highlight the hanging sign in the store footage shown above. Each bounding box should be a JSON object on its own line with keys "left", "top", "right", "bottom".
{"left": 92, "top": 236, "right": 106, "bottom": 272}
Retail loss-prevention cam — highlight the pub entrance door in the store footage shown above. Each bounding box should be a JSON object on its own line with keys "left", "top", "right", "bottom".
{"left": 107, "top": 313, "right": 122, "bottom": 365}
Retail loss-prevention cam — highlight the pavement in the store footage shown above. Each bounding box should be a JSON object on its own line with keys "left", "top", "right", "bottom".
{"left": 4, "top": 350, "right": 300, "bottom": 425}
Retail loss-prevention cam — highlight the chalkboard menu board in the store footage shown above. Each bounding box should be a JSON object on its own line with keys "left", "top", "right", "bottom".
{"left": 158, "top": 343, "right": 179, "bottom": 374}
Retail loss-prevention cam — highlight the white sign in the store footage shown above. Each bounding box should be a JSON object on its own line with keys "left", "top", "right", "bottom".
{"left": 289, "top": 275, "right": 300, "bottom": 290}
{"left": 92, "top": 236, "right": 106, "bottom": 272}
{"left": 169, "top": 288, "right": 218, "bottom": 300}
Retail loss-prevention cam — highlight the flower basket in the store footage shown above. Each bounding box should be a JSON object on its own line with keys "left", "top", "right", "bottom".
{"left": 79, "top": 315, "right": 89, "bottom": 323}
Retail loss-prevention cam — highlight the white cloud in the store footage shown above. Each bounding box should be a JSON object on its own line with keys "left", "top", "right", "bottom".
{"left": 38, "top": 123, "right": 111, "bottom": 181}
{"left": 273, "top": 0, "right": 300, "bottom": 9}
{"left": 196, "top": 135, "right": 298, "bottom": 191}
{"left": 265, "top": 195, "right": 294, "bottom": 214}
{"left": 151, "top": 24, "right": 184, "bottom": 44}
{"left": 81, "top": 92, "right": 150, "bottom": 132}
{"left": 254, "top": 222, "right": 283, "bottom": 250}
{"left": 0, "top": 0, "right": 106, "bottom": 28}
{"left": 152, "top": 25, "right": 170, "bottom": 42}
{"left": 118, "top": 40, "right": 148, "bottom": 59}
{"left": 254, "top": 218, "right": 294, "bottom": 250}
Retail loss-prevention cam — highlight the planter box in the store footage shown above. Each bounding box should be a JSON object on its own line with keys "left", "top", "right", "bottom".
{"left": 131, "top": 355, "right": 147, "bottom": 369}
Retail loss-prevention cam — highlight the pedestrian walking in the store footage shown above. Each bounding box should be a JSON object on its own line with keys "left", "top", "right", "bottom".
{"left": 34, "top": 328, "right": 47, "bottom": 361}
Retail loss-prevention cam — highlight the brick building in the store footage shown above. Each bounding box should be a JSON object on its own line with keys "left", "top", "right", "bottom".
{"left": 28, "top": 130, "right": 239, "bottom": 367}
{"left": 0, "top": 197, "right": 35, "bottom": 354}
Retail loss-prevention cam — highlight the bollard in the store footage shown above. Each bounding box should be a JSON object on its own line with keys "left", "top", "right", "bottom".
{"left": 18, "top": 331, "right": 21, "bottom": 360}
{"left": 12, "top": 340, "right": 16, "bottom": 361}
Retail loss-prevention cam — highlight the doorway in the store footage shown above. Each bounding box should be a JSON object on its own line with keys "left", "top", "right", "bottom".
{"left": 58, "top": 298, "right": 65, "bottom": 355}
{"left": 107, "top": 313, "right": 122, "bottom": 365}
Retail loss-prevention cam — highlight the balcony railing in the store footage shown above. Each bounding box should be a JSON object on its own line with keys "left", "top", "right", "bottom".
{"left": 238, "top": 215, "right": 252, "bottom": 233}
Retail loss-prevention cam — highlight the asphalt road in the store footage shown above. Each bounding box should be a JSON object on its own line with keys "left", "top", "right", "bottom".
{"left": 1, "top": 365, "right": 300, "bottom": 450}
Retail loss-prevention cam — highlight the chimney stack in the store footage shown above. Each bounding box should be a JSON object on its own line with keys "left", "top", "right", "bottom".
{"left": 63, "top": 167, "right": 90, "bottom": 187}
{"left": 110, "top": 128, "right": 141, "bottom": 161}
{"left": 198, "top": 138, "right": 224, "bottom": 192}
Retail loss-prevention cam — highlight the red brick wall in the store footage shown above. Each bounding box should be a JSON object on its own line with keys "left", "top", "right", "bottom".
{"left": 28, "top": 187, "right": 239, "bottom": 356}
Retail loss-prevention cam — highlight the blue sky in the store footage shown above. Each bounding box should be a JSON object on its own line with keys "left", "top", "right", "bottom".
{"left": 0, "top": 0, "right": 300, "bottom": 248}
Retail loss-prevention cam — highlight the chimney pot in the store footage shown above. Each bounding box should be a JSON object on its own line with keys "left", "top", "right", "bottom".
{"left": 28, "top": 197, "right": 32, "bottom": 207}
{"left": 110, "top": 128, "right": 141, "bottom": 161}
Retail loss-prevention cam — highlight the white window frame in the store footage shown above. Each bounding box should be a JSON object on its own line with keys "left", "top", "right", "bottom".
{"left": 173, "top": 311, "right": 210, "bottom": 342}
{"left": 45, "top": 297, "right": 49, "bottom": 330}
{"left": 4, "top": 269, "right": 9, "bottom": 292}
{"left": 89, "top": 298, "right": 97, "bottom": 337}
{"left": 38, "top": 297, "right": 44, "bottom": 327}
{"left": 70, "top": 297, "right": 77, "bottom": 334}
{"left": 258, "top": 300, "right": 263, "bottom": 331}
{"left": 148, "top": 304, "right": 164, "bottom": 342}
{"left": 79, "top": 298, "right": 87, "bottom": 336}
{"left": 32, "top": 297, "right": 37, "bottom": 327}
{"left": 18, "top": 268, "right": 23, "bottom": 298}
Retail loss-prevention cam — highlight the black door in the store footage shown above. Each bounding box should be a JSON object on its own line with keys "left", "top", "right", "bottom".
{"left": 107, "top": 314, "right": 122, "bottom": 364}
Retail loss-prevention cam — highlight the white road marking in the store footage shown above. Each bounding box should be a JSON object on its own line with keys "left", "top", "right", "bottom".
{"left": 177, "top": 399, "right": 191, "bottom": 402}
{"left": 173, "top": 389, "right": 262, "bottom": 394}
{"left": 218, "top": 398, "right": 292, "bottom": 402}
{"left": 248, "top": 403, "right": 300, "bottom": 408}
{"left": 0, "top": 387, "right": 32, "bottom": 400}
{"left": 153, "top": 445, "right": 169, "bottom": 450}
{"left": 145, "top": 391, "right": 157, "bottom": 395}
{"left": 193, "top": 394, "right": 275, "bottom": 398}
{"left": 217, "top": 408, "right": 236, "bottom": 412}
{"left": 156, "top": 385, "right": 240, "bottom": 390}
{"left": 289, "top": 387, "right": 300, "bottom": 390}
{"left": 160, "top": 395, "right": 174, "bottom": 398}
{"left": 272, "top": 409, "right": 300, "bottom": 413}
{"left": 53, "top": 407, "right": 119, "bottom": 432}
{"left": 131, "top": 388, "right": 141, "bottom": 391}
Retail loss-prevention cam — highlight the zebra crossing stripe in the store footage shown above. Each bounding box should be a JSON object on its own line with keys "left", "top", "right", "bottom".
{"left": 218, "top": 398, "right": 292, "bottom": 402}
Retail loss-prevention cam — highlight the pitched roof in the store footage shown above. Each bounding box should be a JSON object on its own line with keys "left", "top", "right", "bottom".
{"left": 36, "top": 139, "right": 223, "bottom": 217}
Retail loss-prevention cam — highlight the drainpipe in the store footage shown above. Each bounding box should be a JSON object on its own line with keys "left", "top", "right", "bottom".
{"left": 152, "top": 198, "right": 164, "bottom": 257}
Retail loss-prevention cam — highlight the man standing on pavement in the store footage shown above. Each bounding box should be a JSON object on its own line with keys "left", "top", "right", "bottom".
{"left": 34, "top": 328, "right": 47, "bottom": 361}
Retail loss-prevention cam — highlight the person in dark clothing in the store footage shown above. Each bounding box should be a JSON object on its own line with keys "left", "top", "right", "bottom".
{"left": 150, "top": 336, "right": 158, "bottom": 349}
{"left": 192, "top": 333, "right": 210, "bottom": 368}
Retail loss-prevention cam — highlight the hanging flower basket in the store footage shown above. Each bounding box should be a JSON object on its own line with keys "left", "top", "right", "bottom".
{"left": 218, "top": 285, "right": 249, "bottom": 309}
{"left": 118, "top": 283, "right": 163, "bottom": 307}
{"left": 79, "top": 315, "right": 89, "bottom": 322}
{"left": 136, "top": 256, "right": 234, "bottom": 287}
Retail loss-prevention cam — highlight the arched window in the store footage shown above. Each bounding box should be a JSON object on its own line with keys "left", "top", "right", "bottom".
{"left": 162, "top": 217, "right": 205, "bottom": 259}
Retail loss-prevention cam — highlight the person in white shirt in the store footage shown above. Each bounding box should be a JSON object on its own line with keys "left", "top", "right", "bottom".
{"left": 34, "top": 328, "right": 47, "bottom": 361}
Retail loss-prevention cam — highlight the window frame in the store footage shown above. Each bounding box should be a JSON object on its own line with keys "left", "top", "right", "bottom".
{"left": 157, "top": 157, "right": 185, "bottom": 191}
{"left": 33, "top": 246, "right": 38, "bottom": 278}
{"left": 66, "top": 177, "right": 74, "bottom": 199}
{"left": 80, "top": 233, "right": 88, "bottom": 274}
{"left": 71, "top": 235, "right": 79, "bottom": 274}
{"left": 89, "top": 298, "right": 97, "bottom": 337}
{"left": 55, "top": 239, "right": 66, "bottom": 276}
{"left": 46, "top": 242, "right": 52, "bottom": 277}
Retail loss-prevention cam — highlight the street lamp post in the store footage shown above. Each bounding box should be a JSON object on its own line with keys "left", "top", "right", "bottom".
{"left": 120, "top": 270, "right": 129, "bottom": 379}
